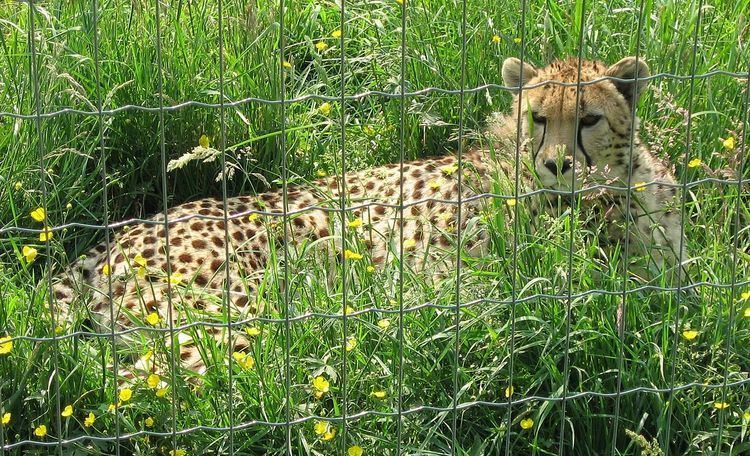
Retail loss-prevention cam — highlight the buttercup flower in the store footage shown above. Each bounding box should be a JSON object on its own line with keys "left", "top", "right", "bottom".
{"left": 348, "top": 219, "right": 363, "bottom": 228}
{"left": 403, "top": 239, "right": 417, "bottom": 250}
{"left": 30, "top": 207, "right": 46, "bottom": 222}
{"left": 345, "top": 337, "right": 357, "bottom": 352}
{"left": 348, "top": 446, "right": 364, "bottom": 456}
{"left": 316, "top": 169, "right": 328, "bottom": 177}
{"left": 145, "top": 416, "right": 154, "bottom": 427}
{"left": 22, "top": 246, "right": 38, "bottom": 263}
{"left": 722, "top": 136, "right": 735, "bottom": 150}
{"left": 634, "top": 182, "right": 647, "bottom": 192}
{"left": 2, "top": 413, "right": 10, "bottom": 425}
{"left": 134, "top": 254, "right": 147, "bottom": 267}
{"left": 744, "top": 307, "right": 750, "bottom": 318}
{"left": 119, "top": 388, "right": 133, "bottom": 403}
{"left": 233, "top": 351, "right": 255, "bottom": 369}
{"left": 319, "top": 102, "right": 332, "bottom": 116}
{"left": 322, "top": 427, "right": 337, "bottom": 440}
{"left": 39, "top": 226, "right": 53, "bottom": 242}
{"left": 520, "top": 418, "right": 533, "bottom": 430}
{"left": 61, "top": 405, "right": 73, "bottom": 417}
{"left": 314, "top": 420, "right": 328, "bottom": 435}
{"left": 84, "top": 412, "right": 95, "bottom": 427}
{"left": 743, "top": 411, "right": 750, "bottom": 421}
{"left": 156, "top": 387, "right": 168, "bottom": 398}
{"left": 246, "top": 326, "right": 261, "bottom": 337}
{"left": 688, "top": 158, "right": 702, "bottom": 168}
{"left": 315, "top": 41, "right": 329, "bottom": 52}
{"left": 313, "top": 376, "right": 330, "bottom": 399}
{"left": 506, "top": 198, "right": 517, "bottom": 207}
{"left": 682, "top": 330, "right": 698, "bottom": 341}
{"left": 199, "top": 134, "right": 210, "bottom": 148}
{"left": 441, "top": 164, "right": 458, "bottom": 176}
{"left": 145, "top": 312, "right": 161, "bottom": 326}
{"left": 282, "top": 60, "right": 292, "bottom": 69}
{"left": 147, "top": 373, "right": 161, "bottom": 389}
{"left": 344, "top": 249, "right": 363, "bottom": 261}
{"left": 34, "top": 424, "right": 47, "bottom": 437}
{"left": 741, "top": 291, "right": 750, "bottom": 301}
{"left": 371, "top": 390, "right": 387, "bottom": 399}
{"left": 377, "top": 319, "right": 391, "bottom": 330}
{"left": 492, "top": 35, "right": 501, "bottom": 44}
{"left": 332, "top": 29, "right": 342, "bottom": 38}
{"left": 714, "top": 402, "right": 730, "bottom": 410}
{"left": 0, "top": 336, "right": 13, "bottom": 355}
{"left": 169, "top": 450, "right": 186, "bottom": 456}
{"left": 14, "top": 182, "right": 22, "bottom": 191}
{"left": 101, "top": 264, "right": 111, "bottom": 276}
{"left": 505, "top": 386, "right": 514, "bottom": 398}
{"left": 513, "top": 37, "right": 522, "bottom": 44}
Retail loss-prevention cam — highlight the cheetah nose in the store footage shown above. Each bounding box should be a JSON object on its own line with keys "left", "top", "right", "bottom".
{"left": 543, "top": 159, "right": 572, "bottom": 175}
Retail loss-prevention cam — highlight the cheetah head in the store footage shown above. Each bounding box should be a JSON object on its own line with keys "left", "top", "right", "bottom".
{"left": 502, "top": 56, "right": 650, "bottom": 190}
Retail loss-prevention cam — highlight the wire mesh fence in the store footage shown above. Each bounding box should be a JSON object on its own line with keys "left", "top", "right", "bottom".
{"left": 1, "top": 0, "right": 749, "bottom": 454}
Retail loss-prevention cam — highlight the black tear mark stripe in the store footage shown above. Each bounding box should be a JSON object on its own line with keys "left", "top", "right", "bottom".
{"left": 576, "top": 125, "right": 594, "bottom": 167}
{"left": 533, "top": 123, "right": 547, "bottom": 163}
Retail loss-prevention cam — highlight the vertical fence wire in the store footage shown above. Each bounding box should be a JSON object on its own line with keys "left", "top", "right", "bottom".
{"left": 153, "top": 0, "right": 180, "bottom": 451}
{"left": 610, "top": 2, "right": 646, "bottom": 453}
{"left": 505, "top": 1, "right": 528, "bottom": 454}
{"left": 28, "top": 1, "right": 64, "bottom": 453}
{"left": 90, "top": 0, "right": 121, "bottom": 452}
{"left": 663, "top": 1, "right": 704, "bottom": 453}
{"left": 714, "top": 69, "right": 750, "bottom": 453}
{"left": 396, "top": 0, "right": 408, "bottom": 452}
{"left": 338, "top": 1, "right": 349, "bottom": 452}
{"left": 450, "top": 0, "right": 469, "bottom": 452}
{"left": 216, "top": 0, "right": 235, "bottom": 452}
{"left": 558, "top": 1, "right": 587, "bottom": 452}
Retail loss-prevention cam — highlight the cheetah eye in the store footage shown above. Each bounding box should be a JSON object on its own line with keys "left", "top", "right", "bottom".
{"left": 580, "top": 114, "right": 602, "bottom": 127}
{"left": 531, "top": 112, "right": 547, "bottom": 124}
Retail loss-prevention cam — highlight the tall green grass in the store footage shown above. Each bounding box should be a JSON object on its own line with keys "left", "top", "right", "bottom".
{"left": 1, "top": 0, "right": 749, "bottom": 454}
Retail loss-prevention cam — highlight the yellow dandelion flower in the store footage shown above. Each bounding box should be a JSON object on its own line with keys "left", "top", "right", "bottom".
{"left": 633, "top": 182, "right": 647, "bottom": 192}
{"left": 348, "top": 446, "right": 364, "bottom": 456}
{"left": 39, "top": 226, "right": 53, "bottom": 242}
{"left": 371, "top": 390, "right": 387, "bottom": 399}
{"left": 403, "top": 239, "right": 417, "bottom": 250}
{"left": 0, "top": 336, "right": 13, "bottom": 355}
{"left": 344, "top": 249, "right": 363, "bottom": 261}
{"left": 145, "top": 416, "right": 155, "bottom": 427}
{"left": 348, "top": 218, "right": 363, "bottom": 228}
{"left": 101, "top": 264, "right": 111, "bottom": 276}
{"left": 147, "top": 373, "right": 161, "bottom": 389}
{"left": 84, "top": 412, "right": 95, "bottom": 428}
{"left": 156, "top": 387, "right": 168, "bottom": 398}
{"left": 33, "top": 424, "right": 47, "bottom": 437}
{"left": 505, "top": 386, "right": 514, "bottom": 398}
{"left": 513, "top": 37, "right": 522, "bottom": 44}
{"left": 319, "top": 102, "right": 332, "bottom": 115}
{"left": 314, "top": 420, "right": 328, "bottom": 435}
{"left": 118, "top": 388, "right": 133, "bottom": 403}
{"left": 377, "top": 319, "right": 391, "bottom": 330}
{"left": 30, "top": 207, "right": 46, "bottom": 222}
{"left": 316, "top": 169, "right": 327, "bottom": 177}
{"left": 441, "top": 164, "right": 458, "bottom": 176}
{"left": 145, "top": 312, "right": 161, "bottom": 326}
{"left": 492, "top": 35, "right": 501, "bottom": 44}
{"left": 682, "top": 330, "right": 699, "bottom": 341}
{"left": 332, "top": 29, "right": 342, "bottom": 39}
{"left": 199, "top": 134, "right": 210, "bottom": 148}
{"left": 323, "top": 428, "right": 337, "bottom": 441}
{"left": 61, "top": 405, "right": 73, "bottom": 417}
{"left": 246, "top": 326, "right": 261, "bottom": 337}
{"left": 233, "top": 351, "right": 255, "bottom": 369}
{"left": 2, "top": 413, "right": 10, "bottom": 425}
{"left": 14, "top": 182, "right": 22, "bottom": 191}
{"left": 506, "top": 198, "right": 517, "bottom": 207}
{"left": 714, "top": 402, "right": 730, "bottom": 410}
{"left": 22, "top": 246, "right": 38, "bottom": 263}
{"left": 722, "top": 136, "right": 735, "bottom": 150}
{"left": 169, "top": 449, "right": 186, "bottom": 456}
{"left": 282, "top": 60, "right": 292, "bottom": 69}
{"left": 345, "top": 337, "right": 357, "bottom": 352}
{"left": 133, "top": 254, "right": 147, "bottom": 267}
{"left": 315, "top": 41, "right": 329, "bottom": 52}
{"left": 313, "top": 376, "right": 330, "bottom": 399}
{"left": 428, "top": 180, "right": 443, "bottom": 190}
{"left": 366, "top": 265, "right": 375, "bottom": 273}
{"left": 520, "top": 418, "right": 533, "bottom": 430}
{"left": 688, "top": 158, "right": 702, "bottom": 168}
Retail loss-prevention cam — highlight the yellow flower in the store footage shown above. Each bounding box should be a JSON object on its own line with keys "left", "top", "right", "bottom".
{"left": 314, "top": 420, "right": 328, "bottom": 435}
{"left": 145, "top": 312, "right": 161, "bottom": 326}
{"left": 33, "top": 424, "right": 47, "bottom": 437}
{"left": 345, "top": 337, "right": 357, "bottom": 352}
{"left": 505, "top": 386, "right": 514, "bottom": 398}
{"left": 395, "top": 0, "right": 403, "bottom": 5}
{"left": 520, "top": 418, "right": 533, "bottom": 430}
{"left": 377, "top": 319, "right": 391, "bottom": 330}
{"left": 366, "top": 265, "right": 375, "bottom": 273}
{"left": 107, "top": 403, "right": 116, "bottom": 413}
{"left": 2, "top": 413, "right": 10, "bottom": 425}
{"left": 55, "top": 325, "right": 63, "bottom": 335}
{"left": 332, "top": 29, "right": 342, "bottom": 39}
{"left": 169, "top": 450, "right": 186, "bottom": 456}
{"left": 313, "top": 376, "right": 330, "bottom": 399}
{"left": 22, "top": 246, "right": 38, "bottom": 266}
{"left": 491, "top": 35, "right": 501, "bottom": 44}
{"left": 682, "top": 330, "right": 699, "bottom": 341}
{"left": 248, "top": 213, "right": 261, "bottom": 222}
{"left": 233, "top": 351, "right": 255, "bottom": 369}
{"left": 168, "top": 272, "right": 183, "bottom": 285}
{"left": 315, "top": 41, "right": 329, "bottom": 52}
{"left": 316, "top": 169, "right": 327, "bottom": 177}
{"left": 101, "top": 264, "right": 111, "bottom": 276}
{"left": 14, "top": 181, "right": 22, "bottom": 191}
{"left": 348, "top": 446, "right": 364, "bottom": 456}
{"left": 134, "top": 254, "right": 147, "bottom": 267}
{"left": 282, "top": 60, "right": 292, "bottom": 69}
{"left": 714, "top": 402, "right": 730, "bottom": 410}
{"left": 199, "top": 134, "right": 210, "bottom": 148}
{"left": 84, "top": 412, "right": 95, "bottom": 427}
{"left": 39, "top": 226, "right": 53, "bottom": 242}
{"left": 61, "top": 405, "right": 73, "bottom": 417}
{"left": 119, "top": 388, "right": 133, "bottom": 403}
{"left": 428, "top": 180, "right": 443, "bottom": 190}
{"left": 722, "top": 136, "right": 735, "bottom": 150}
{"left": 319, "top": 102, "right": 332, "bottom": 115}
{"left": 0, "top": 336, "right": 13, "bottom": 355}
{"left": 342, "top": 306, "right": 355, "bottom": 315}
{"left": 688, "top": 158, "right": 702, "bottom": 168}
{"left": 741, "top": 291, "right": 750, "bottom": 301}
{"left": 137, "top": 266, "right": 146, "bottom": 278}
{"left": 513, "top": 37, "right": 522, "bottom": 44}
{"left": 441, "top": 164, "right": 458, "bottom": 176}
{"left": 403, "top": 239, "right": 417, "bottom": 250}
{"left": 145, "top": 416, "right": 154, "bottom": 427}
{"left": 322, "top": 427, "right": 337, "bottom": 440}
{"left": 156, "top": 387, "right": 168, "bottom": 398}
{"left": 348, "top": 218, "right": 363, "bottom": 228}
{"left": 371, "top": 390, "right": 387, "bottom": 399}
{"left": 147, "top": 373, "right": 161, "bottom": 389}
{"left": 65, "top": 202, "right": 72, "bottom": 210}
{"left": 506, "top": 198, "right": 517, "bottom": 207}
{"left": 633, "top": 182, "right": 647, "bottom": 192}
{"left": 245, "top": 326, "right": 261, "bottom": 337}
{"left": 344, "top": 249, "right": 363, "bottom": 261}
{"left": 30, "top": 207, "right": 46, "bottom": 222}
{"left": 743, "top": 411, "right": 750, "bottom": 421}
{"left": 744, "top": 307, "right": 750, "bottom": 318}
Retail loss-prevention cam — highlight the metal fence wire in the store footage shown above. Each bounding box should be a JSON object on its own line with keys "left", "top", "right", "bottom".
{"left": 1, "top": 0, "right": 749, "bottom": 454}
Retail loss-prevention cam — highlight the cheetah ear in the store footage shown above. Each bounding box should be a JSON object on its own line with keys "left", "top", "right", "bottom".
{"left": 502, "top": 58, "right": 538, "bottom": 89}
{"left": 605, "top": 57, "right": 650, "bottom": 105}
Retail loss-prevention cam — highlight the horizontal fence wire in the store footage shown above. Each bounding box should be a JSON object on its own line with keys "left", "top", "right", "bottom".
{"left": 0, "top": 72, "right": 748, "bottom": 120}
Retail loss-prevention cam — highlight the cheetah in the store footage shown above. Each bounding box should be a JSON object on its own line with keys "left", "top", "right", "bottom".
{"left": 50, "top": 55, "right": 685, "bottom": 375}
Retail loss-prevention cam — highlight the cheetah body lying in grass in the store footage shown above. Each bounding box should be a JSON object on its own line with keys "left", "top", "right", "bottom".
{"left": 51, "top": 56, "right": 685, "bottom": 374}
